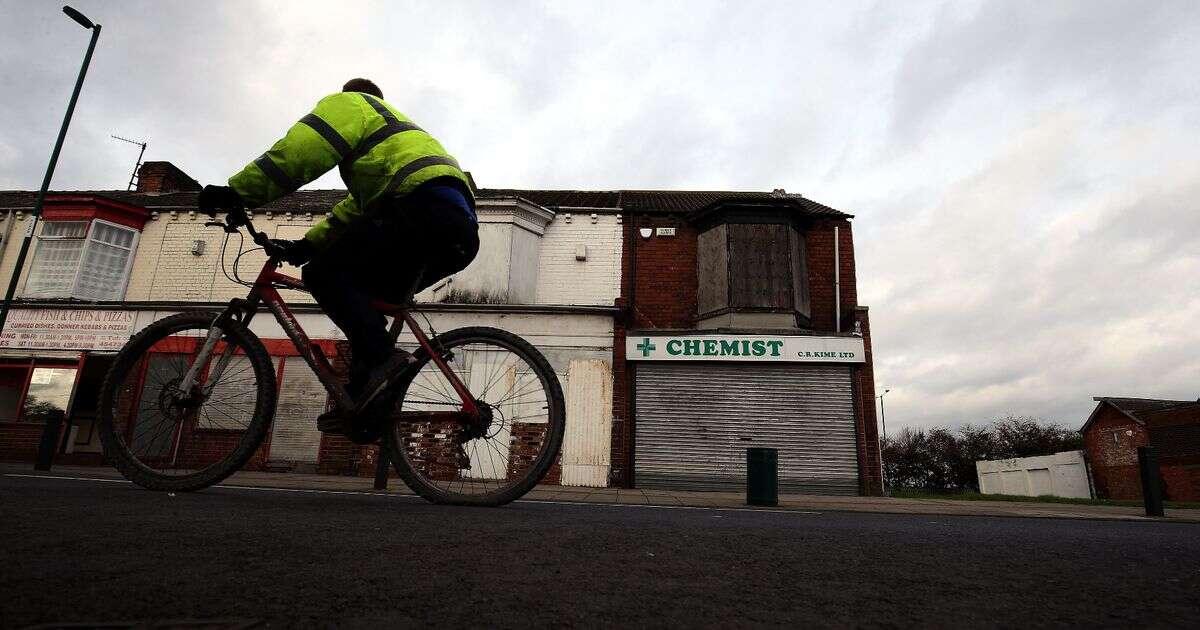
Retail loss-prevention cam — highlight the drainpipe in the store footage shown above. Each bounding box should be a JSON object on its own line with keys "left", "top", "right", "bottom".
{"left": 833, "top": 225, "right": 841, "bottom": 333}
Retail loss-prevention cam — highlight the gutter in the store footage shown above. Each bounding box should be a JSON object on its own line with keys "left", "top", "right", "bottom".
{"left": 834, "top": 225, "right": 841, "bottom": 333}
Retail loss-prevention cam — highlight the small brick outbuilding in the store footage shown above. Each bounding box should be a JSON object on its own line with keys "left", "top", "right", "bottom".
{"left": 1081, "top": 397, "right": 1200, "bottom": 501}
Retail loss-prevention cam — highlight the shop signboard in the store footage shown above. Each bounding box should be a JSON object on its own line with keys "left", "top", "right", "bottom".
{"left": 627, "top": 333, "right": 865, "bottom": 363}
{"left": 0, "top": 308, "right": 135, "bottom": 351}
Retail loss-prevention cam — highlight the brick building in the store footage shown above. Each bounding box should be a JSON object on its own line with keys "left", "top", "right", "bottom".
{"left": 1, "top": 161, "right": 881, "bottom": 495}
{"left": 1081, "top": 397, "right": 1200, "bottom": 501}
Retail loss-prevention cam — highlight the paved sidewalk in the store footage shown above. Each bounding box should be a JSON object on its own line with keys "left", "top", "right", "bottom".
{"left": 6, "top": 463, "right": 1199, "bottom": 523}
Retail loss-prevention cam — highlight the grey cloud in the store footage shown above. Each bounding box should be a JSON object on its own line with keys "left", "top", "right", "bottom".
{"left": 865, "top": 114, "right": 1200, "bottom": 429}
{"left": 890, "top": 1, "right": 1196, "bottom": 143}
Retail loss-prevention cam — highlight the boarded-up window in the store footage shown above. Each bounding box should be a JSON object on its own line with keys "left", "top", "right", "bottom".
{"left": 789, "top": 228, "right": 810, "bottom": 319}
{"left": 696, "top": 225, "right": 728, "bottom": 315}
{"left": 696, "top": 219, "right": 812, "bottom": 325}
{"left": 728, "top": 223, "right": 792, "bottom": 309}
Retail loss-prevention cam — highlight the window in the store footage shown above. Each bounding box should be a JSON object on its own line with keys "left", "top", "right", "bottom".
{"left": 24, "top": 219, "right": 139, "bottom": 301}
{"left": 695, "top": 213, "right": 812, "bottom": 329}
{"left": 0, "top": 361, "right": 78, "bottom": 422}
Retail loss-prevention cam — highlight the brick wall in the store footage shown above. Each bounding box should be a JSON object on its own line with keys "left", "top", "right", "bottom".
{"left": 806, "top": 218, "right": 858, "bottom": 332}
{"left": 628, "top": 215, "right": 698, "bottom": 329}
{"left": 853, "top": 307, "right": 883, "bottom": 495}
{"left": 1143, "top": 406, "right": 1200, "bottom": 501}
{"left": 136, "top": 161, "right": 200, "bottom": 193}
{"left": 0, "top": 421, "right": 55, "bottom": 462}
{"left": 173, "top": 428, "right": 270, "bottom": 472}
{"left": 1082, "top": 407, "right": 1148, "bottom": 499}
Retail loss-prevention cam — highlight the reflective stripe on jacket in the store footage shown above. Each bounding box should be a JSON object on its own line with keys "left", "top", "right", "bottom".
{"left": 227, "top": 91, "right": 473, "bottom": 251}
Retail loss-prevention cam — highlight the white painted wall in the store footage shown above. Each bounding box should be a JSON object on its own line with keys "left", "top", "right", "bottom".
{"left": 0, "top": 202, "right": 623, "bottom": 308}
{"left": 418, "top": 204, "right": 622, "bottom": 307}
{"left": 535, "top": 213, "right": 622, "bottom": 306}
{"left": 976, "top": 450, "right": 1092, "bottom": 499}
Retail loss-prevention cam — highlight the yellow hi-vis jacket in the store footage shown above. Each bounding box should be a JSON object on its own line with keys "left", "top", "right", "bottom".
{"left": 227, "top": 91, "right": 473, "bottom": 252}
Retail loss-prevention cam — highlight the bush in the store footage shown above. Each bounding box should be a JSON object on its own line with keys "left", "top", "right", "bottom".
{"left": 881, "top": 416, "right": 1082, "bottom": 491}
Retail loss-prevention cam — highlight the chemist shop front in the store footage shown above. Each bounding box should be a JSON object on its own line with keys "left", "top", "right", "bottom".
{"left": 627, "top": 332, "right": 867, "bottom": 494}
{"left": 0, "top": 307, "right": 134, "bottom": 462}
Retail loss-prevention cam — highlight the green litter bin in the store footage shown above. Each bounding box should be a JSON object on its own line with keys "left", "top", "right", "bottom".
{"left": 746, "top": 447, "right": 778, "bottom": 506}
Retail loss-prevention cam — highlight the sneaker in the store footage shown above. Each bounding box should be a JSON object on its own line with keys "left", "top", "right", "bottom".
{"left": 317, "top": 409, "right": 348, "bottom": 435}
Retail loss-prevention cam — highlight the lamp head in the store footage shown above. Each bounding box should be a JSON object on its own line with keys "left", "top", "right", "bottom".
{"left": 63, "top": 6, "right": 95, "bottom": 29}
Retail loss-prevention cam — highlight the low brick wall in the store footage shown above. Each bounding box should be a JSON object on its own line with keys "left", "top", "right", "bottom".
{"left": 0, "top": 421, "right": 56, "bottom": 462}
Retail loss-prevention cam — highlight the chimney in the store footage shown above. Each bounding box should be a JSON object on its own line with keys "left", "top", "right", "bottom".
{"left": 136, "top": 161, "right": 201, "bottom": 193}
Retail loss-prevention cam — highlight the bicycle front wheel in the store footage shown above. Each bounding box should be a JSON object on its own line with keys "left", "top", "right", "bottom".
{"left": 384, "top": 326, "right": 566, "bottom": 506}
{"left": 97, "top": 311, "right": 277, "bottom": 492}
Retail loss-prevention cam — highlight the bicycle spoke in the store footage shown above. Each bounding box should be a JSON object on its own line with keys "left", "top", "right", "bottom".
{"left": 389, "top": 333, "right": 561, "bottom": 503}
{"left": 102, "top": 315, "right": 270, "bottom": 484}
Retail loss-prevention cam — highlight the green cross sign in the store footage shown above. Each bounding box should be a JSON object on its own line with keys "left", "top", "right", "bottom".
{"left": 636, "top": 338, "right": 656, "bottom": 357}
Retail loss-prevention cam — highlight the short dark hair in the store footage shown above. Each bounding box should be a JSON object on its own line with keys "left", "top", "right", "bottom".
{"left": 342, "top": 78, "right": 383, "bottom": 99}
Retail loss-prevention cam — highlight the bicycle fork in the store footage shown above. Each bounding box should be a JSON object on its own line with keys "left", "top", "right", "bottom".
{"left": 177, "top": 323, "right": 236, "bottom": 398}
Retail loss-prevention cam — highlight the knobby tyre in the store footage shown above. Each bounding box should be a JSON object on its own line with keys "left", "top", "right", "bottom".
{"left": 97, "top": 311, "right": 277, "bottom": 492}
{"left": 383, "top": 326, "right": 566, "bottom": 506}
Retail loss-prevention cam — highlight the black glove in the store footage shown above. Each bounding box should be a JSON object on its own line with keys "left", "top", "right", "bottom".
{"left": 271, "top": 238, "right": 315, "bottom": 266}
{"left": 198, "top": 185, "right": 243, "bottom": 217}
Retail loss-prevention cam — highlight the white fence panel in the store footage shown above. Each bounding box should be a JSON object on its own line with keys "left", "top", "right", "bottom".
{"left": 976, "top": 450, "right": 1092, "bottom": 499}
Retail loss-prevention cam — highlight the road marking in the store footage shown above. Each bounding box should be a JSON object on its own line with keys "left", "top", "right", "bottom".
{"left": 3, "top": 473, "right": 821, "bottom": 516}
{"left": 7, "top": 473, "right": 131, "bottom": 484}
{"left": 518, "top": 498, "right": 820, "bottom": 515}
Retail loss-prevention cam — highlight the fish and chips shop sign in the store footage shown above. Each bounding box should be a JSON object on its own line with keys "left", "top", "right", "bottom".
{"left": 627, "top": 334, "right": 865, "bottom": 363}
{"left": 0, "top": 308, "right": 135, "bottom": 351}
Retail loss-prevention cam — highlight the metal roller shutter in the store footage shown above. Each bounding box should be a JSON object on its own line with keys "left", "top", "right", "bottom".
{"left": 267, "top": 357, "right": 322, "bottom": 466}
{"left": 634, "top": 363, "right": 859, "bottom": 494}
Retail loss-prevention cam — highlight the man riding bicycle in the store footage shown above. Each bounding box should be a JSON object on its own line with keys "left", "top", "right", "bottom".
{"left": 198, "top": 78, "right": 479, "bottom": 439}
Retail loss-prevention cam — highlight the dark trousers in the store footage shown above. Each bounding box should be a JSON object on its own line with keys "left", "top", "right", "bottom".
{"left": 302, "top": 187, "right": 479, "bottom": 387}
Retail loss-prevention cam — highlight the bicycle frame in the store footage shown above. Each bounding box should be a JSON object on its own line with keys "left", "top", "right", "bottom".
{"left": 182, "top": 255, "right": 479, "bottom": 420}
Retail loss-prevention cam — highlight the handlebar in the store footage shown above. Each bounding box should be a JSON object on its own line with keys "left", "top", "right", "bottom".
{"left": 204, "top": 207, "right": 285, "bottom": 257}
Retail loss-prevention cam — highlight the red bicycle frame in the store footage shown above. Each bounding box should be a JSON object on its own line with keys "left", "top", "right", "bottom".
{"left": 237, "top": 257, "right": 480, "bottom": 418}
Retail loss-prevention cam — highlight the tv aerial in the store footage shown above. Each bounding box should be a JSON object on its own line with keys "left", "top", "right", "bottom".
{"left": 110, "top": 135, "right": 147, "bottom": 190}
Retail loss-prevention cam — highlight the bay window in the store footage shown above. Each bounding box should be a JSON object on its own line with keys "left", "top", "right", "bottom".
{"left": 24, "top": 219, "right": 139, "bottom": 301}
{"left": 693, "top": 203, "right": 812, "bottom": 330}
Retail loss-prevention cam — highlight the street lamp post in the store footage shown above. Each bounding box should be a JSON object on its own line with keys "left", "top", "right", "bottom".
{"left": 0, "top": 6, "right": 102, "bottom": 337}
{"left": 874, "top": 387, "right": 892, "bottom": 496}
{"left": 2, "top": 6, "right": 103, "bottom": 472}
{"left": 877, "top": 388, "right": 891, "bottom": 441}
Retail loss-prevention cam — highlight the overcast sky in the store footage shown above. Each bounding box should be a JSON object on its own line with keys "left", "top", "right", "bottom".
{"left": 1, "top": 1, "right": 1198, "bottom": 432}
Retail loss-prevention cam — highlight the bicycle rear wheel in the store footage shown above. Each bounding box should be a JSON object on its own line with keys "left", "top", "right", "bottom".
{"left": 384, "top": 326, "right": 566, "bottom": 506}
{"left": 97, "top": 311, "right": 277, "bottom": 492}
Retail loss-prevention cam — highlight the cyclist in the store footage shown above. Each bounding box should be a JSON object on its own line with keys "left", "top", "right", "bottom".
{"left": 198, "top": 78, "right": 479, "bottom": 438}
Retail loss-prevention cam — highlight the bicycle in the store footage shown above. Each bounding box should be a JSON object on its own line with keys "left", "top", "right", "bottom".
{"left": 97, "top": 205, "right": 565, "bottom": 506}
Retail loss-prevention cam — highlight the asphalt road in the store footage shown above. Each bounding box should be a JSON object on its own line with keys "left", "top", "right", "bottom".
{"left": 2, "top": 474, "right": 1197, "bottom": 629}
